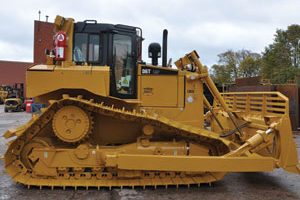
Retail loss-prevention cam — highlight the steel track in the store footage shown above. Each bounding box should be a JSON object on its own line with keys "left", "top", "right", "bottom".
{"left": 4, "top": 95, "right": 231, "bottom": 189}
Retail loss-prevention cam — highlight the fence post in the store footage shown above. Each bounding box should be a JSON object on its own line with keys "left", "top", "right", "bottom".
{"left": 246, "top": 94, "right": 250, "bottom": 113}
{"left": 262, "top": 94, "right": 266, "bottom": 115}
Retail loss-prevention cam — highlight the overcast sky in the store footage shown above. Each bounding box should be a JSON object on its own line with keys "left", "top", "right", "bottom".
{"left": 1, "top": 0, "right": 300, "bottom": 66}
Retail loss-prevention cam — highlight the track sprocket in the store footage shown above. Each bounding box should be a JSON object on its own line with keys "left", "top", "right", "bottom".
{"left": 52, "top": 105, "right": 92, "bottom": 143}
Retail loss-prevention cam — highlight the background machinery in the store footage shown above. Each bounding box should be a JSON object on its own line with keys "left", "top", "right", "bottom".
{"left": 0, "top": 85, "right": 12, "bottom": 104}
{"left": 3, "top": 16, "right": 300, "bottom": 189}
{"left": 4, "top": 83, "right": 25, "bottom": 112}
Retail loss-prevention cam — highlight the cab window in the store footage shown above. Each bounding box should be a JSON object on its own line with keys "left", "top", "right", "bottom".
{"left": 73, "top": 33, "right": 88, "bottom": 62}
{"left": 73, "top": 33, "right": 101, "bottom": 63}
{"left": 113, "top": 34, "right": 135, "bottom": 95}
{"left": 89, "top": 35, "right": 100, "bottom": 62}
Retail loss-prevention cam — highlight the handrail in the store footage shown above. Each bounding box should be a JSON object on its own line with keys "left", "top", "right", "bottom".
{"left": 216, "top": 92, "right": 289, "bottom": 116}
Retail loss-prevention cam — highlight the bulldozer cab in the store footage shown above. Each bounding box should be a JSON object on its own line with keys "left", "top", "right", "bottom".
{"left": 72, "top": 21, "right": 141, "bottom": 99}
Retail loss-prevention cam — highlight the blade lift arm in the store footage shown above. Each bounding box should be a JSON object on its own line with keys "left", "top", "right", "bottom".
{"left": 175, "top": 51, "right": 243, "bottom": 136}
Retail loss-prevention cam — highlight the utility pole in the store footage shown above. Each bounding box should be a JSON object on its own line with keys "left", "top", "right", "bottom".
{"left": 297, "top": 39, "right": 300, "bottom": 68}
{"left": 38, "top": 10, "right": 41, "bottom": 21}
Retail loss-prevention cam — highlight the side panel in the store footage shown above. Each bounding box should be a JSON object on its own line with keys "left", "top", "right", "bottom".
{"left": 137, "top": 65, "right": 203, "bottom": 128}
{"left": 26, "top": 65, "right": 110, "bottom": 98}
{"left": 140, "top": 75, "right": 178, "bottom": 107}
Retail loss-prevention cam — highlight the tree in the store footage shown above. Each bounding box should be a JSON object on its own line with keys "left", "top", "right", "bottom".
{"left": 210, "top": 49, "right": 262, "bottom": 85}
{"left": 210, "top": 64, "right": 231, "bottom": 86}
{"left": 261, "top": 25, "right": 300, "bottom": 84}
{"left": 239, "top": 53, "right": 262, "bottom": 78}
{"left": 217, "top": 50, "right": 238, "bottom": 80}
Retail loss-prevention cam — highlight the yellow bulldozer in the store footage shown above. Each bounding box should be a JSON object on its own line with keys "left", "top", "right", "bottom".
{"left": 3, "top": 16, "right": 299, "bottom": 189}
{"left": 4, "top": 83, "right": 25, "bottom": 112}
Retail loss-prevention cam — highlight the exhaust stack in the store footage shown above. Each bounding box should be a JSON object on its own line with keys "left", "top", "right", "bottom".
{"left": 162, "top": 29, "right": 168, "bottom": 67}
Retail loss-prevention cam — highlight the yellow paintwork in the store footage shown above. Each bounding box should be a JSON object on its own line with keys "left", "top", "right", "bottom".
{"left": 0, "top": 85, "right": 10, "bottom": 104}
{"left": 2, "top": 15, "right": 299, "bottom": 189}
{"left": 52, "top": 105, "right": 92, "bottom": 143}
{"left": 140, "top": 75, "right": 179, "bottom": 107}
{"left": 0, "top": 90, "right": 8, "bottom": 103}
{"left": 26, "top": 65, "right": 110, "bottom": 103}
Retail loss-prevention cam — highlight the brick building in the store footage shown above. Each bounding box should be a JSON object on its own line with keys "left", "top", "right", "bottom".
{"left": 34, "top": 21, "right": 54, "bottom": 64}
{"left": 0, "top": 61, "right": 32, "bottom": 86}
{"left": 0, "top": 20, "right": 54, "bottom": 95}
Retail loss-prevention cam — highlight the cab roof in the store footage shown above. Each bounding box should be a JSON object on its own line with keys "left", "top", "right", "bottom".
{"left": 75, "top": 21, "right": 139, "bottom": 34}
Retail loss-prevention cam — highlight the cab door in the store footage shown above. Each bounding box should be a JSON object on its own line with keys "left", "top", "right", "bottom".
{"left": 110, "top": 33, "right": 137, "bottom": 99}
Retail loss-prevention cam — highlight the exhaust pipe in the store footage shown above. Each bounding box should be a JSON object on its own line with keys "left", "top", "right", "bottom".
{"left": 162, "top": 29, "right": 168, "bottom": 67}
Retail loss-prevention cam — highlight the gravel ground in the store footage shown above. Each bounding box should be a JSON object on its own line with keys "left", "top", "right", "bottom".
{"left": 0, "top": 104, "right": 299, "bottom": 200}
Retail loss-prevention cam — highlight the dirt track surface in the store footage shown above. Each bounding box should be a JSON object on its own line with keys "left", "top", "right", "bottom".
{"left": 0, "top": 104, "right": 299, "bottom": 200}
